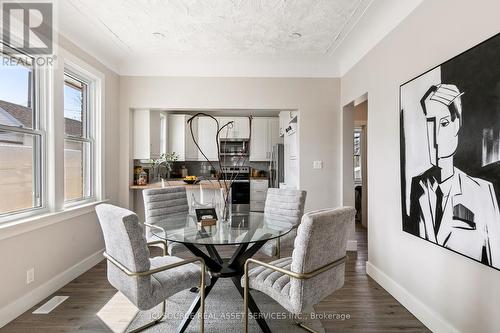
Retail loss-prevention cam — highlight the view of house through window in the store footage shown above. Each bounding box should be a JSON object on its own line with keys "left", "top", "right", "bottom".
{"left": 64, "top": 73, "right": 92, "bottom": 202}
{"left": 0, "top": 51, "right": 42, "bottom": 216}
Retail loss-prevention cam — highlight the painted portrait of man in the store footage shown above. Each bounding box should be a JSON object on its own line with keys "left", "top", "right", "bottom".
{"left": 400, "top": 34, "right": 500, "bottom": 270}
{"left": 405, "top": 84, "right": 500, "bottom": 267}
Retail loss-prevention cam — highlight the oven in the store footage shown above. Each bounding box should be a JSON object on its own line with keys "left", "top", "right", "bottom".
{"left": 221, "top": 166, "right": 250, "bottom": 212}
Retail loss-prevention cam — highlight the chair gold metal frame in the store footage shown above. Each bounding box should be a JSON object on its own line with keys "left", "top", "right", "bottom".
{"left": 145, "top": 223, "right": 169, "bottom": 255}
{"left": 243, "top": 256, "right": 346, "bottom": 333}
{"left": 103, "top": 252, "right": 206, "bottom": 333}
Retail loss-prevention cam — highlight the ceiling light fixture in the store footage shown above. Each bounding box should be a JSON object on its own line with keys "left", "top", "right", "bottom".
{"left": 290, "top": 32, "right": 302, "bottom": 39}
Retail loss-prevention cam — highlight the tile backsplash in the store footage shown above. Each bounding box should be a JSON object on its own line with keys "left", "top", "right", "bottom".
{"left": 133, "top": 160, "right": 270, "bottom": 181}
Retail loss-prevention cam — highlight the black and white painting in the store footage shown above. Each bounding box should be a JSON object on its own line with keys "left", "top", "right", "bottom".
{"left": 400, "top": 33, "right": 500, "bottom": 270}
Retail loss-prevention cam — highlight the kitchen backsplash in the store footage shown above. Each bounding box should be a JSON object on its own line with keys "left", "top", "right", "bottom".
{"left": 133, "top": 160, "right": 270, "bottom": 180}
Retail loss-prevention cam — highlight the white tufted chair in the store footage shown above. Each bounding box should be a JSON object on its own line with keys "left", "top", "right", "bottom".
{"left": 143, "top": 187, "right": 189, "bottom": 255}
{"left": 243, "top": 207, "right": 355, "bottom": 333}
{"left": 95, "top": 204, "right": 206, "bottom": 333}
{"left": 260, "top": 188, "right": 307, "bottom": 257}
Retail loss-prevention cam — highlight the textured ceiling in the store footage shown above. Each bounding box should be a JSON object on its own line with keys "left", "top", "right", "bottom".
{"left": 64, "top": 0, "right": 371, "bottom": 57}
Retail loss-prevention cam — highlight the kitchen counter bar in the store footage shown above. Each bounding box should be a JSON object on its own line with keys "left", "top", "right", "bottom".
{"left": 130, "top": 180, "right": 224, "bottom": 190}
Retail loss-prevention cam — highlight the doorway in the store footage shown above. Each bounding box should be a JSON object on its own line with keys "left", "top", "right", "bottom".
{"left": 354, "top": 100, "right": 368, "bottom": 229}
{"left": 342, "top": 94, "right": 368, "bottom": 253}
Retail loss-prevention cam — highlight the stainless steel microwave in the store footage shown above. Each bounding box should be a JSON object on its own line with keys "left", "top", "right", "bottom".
{"left": 219, "top": 138, "right": 249, "bottom": 156}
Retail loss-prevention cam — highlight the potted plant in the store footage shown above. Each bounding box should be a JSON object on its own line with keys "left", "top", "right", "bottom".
{"left": 150, "top": 152, "right": 179, "bottom": 181}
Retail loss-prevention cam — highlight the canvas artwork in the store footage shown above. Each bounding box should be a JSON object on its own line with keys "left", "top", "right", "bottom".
{"left": 400, "top": 33, "right": 500, "bottom": 270}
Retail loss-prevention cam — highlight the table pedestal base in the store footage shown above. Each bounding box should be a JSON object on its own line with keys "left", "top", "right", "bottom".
{"left": 177, "top": 240, "right": 272, "bottom": 333}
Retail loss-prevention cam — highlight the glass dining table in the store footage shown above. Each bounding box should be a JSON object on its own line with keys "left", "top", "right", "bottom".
{"left": 149, "top": 212, "right": 293, "bottom": 333}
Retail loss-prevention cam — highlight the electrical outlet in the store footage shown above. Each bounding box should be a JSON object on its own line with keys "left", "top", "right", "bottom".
{"left": 313, "top": 161, "right": 323, "bottom": 169}
{"left": 27, "top": 268, "right": 34, "bottom": 284}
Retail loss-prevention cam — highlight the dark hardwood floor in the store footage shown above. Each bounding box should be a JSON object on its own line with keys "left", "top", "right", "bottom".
{"left": 1, "top": 223, "right": 430, "bottom": 333}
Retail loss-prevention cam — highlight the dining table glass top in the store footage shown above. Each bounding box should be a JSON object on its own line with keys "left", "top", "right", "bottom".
{"left": 148, "top": 212, "right": 294, "bottom": 246}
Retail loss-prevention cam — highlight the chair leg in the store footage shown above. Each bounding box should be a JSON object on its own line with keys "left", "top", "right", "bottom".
{"left": 128, "top": 301, "right": 166, "bottom": 333}
{"left": 276, "top": 238, "right": 281, "bottom": 259}
{"left": 244, "top": 272, "right": 249, "bottom": 333}
{"left": 200, "top": 266, "right": 206, "bottom": 333}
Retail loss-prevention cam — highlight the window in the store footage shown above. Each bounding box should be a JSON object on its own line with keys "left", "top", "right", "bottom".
{"left": 0, "top": 45, "right": 103, "bottom": 224}
{"left": 63, "top": 72, "right": 93, "bottom": 202}
{"left": 354, "top": 129, "right": 362, "bottom": 183}
{"left": 0, "top": 49, "right": 43, "bottom": 216}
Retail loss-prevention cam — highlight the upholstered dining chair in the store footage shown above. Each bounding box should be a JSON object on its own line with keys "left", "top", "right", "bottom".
{"left": 95, "top": 204, "right": 206, "bottom": 333}
{"left": 260, "top": 188, "right": 307, "bottom": 258}
{"left": 243, "top": 207, "right": 355, "bottom": 333}
{"left": 143, "top": 186, "right": 189, "bottom": 255}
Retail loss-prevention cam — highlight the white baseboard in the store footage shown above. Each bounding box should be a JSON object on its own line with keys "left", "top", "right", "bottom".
{"left": 347, "top": 240, "right": 357, "bottom": 251}
{"left": 0, "top": 249, "right": 104, "bottom": 328}
{"left": 366, "top": 261, "right": 460, "bottom": 333}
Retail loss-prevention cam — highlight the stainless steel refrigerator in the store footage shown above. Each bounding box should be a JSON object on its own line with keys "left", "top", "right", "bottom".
{"left": 269, "top": 143, "right": 284, "bottom": 188}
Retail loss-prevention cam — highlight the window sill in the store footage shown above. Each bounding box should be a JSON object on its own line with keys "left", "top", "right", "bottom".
{"left": 0, "top": 200, "right": 109, "bottom": 241}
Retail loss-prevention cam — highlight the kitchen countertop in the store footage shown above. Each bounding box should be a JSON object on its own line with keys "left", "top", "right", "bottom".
{"left": 130, "top": 180, "right": 224, "bottom": 190}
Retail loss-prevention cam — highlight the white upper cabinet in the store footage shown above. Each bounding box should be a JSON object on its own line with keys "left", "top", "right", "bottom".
{"left": 133, "top": 109, "right": 164, "bottom": 160}
{"left": 216, "top": 117, "right": 233, "bottom": 139}
{"left": 217, "top": 117, "right": 250, "bottom": 139}
{"left": 135, "top": 114, "right": 280, "bottom": 163}
{"left": 235, "top": 117, "right": 250, "bottom": 138}
{"left": 250, "top": 118, "right": 268, "bottom": 161}
{"left": 168, "top": 114, "right": 198, "bottom": 161}
{"left": 197, "top": 116, "right": 219, "bottom": 161}
{"left": 250, "top": 117, "right": 281, "bottom": 161}
{"left": 268, "top": 117, "right": 280, "bottom": 147}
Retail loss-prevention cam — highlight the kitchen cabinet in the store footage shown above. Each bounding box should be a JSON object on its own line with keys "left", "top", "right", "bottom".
{"left": 250, "top": 118, "right": 268, "bottom": 161}
{"left": 250, "top": 117, "right": 281, "bottom": 161}
{"left": 250, "top": 178, "right": 268, "bottom": 212}
{"left": 133, "top": 109, "right": 164, "bottom": 160}
{"left": 168, "top": 114, "right": 198, "bottom": 161}
{"left": 268, "top": 118, "right": 280, "bottom": 147}
{"left": 197, "top": 116, "right": 219, "bottom": 161}
{"left": 218, "top": 117, "right": 250, "bottom": 139}
{"left": 235, "top": 117, "right": 250, "bottom": 138}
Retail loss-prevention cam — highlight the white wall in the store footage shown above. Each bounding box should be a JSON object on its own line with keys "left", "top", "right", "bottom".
{"left": 119, "top": 77, "right": 342, "bottom": 214}
{"left": 0, "top": 35, "right": 120, "bottom": 326}
{"left": 341, "top": 1, "right": 500, "bottom": 332}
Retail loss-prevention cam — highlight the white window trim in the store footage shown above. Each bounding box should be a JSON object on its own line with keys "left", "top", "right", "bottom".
{"left": 0, "top": 46, "right": 106, "bottom": 227}
{"left": 61, "top": 49, "right": 105, "bottom": 207}
{"left": 0, "top": 199, "right": 109, "bottom": 241}
{"left": 0, "top": 46, "right": 50, "bottom": 222}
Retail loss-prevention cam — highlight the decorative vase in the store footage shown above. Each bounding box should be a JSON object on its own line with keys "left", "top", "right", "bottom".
{"left": 219, "top": 187, "right": 232, "bottom": 223}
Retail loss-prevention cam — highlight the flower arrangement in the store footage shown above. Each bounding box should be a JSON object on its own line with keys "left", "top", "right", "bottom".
{"left": 150, "top": 152, "right": 179, "bottom": 180}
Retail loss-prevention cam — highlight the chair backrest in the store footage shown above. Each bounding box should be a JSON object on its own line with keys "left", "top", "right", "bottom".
{"left": 95, "top": 204, "right": 153, "bottom": 308}
{"left": 289, "top": 207, "right": 355, "bottom": 314}
{"left": 143, "top": 187, "right": 189, "bottom": 224}
{"left": 264, "top": 188, "right": 307, "bottom": 228}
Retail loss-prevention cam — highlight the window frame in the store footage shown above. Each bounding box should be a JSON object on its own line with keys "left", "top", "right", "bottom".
{"left": 63, "top": 67, "right": 97, "bottom": 207}
{"left": 0, "top": 44, "right": 48, "bottom": 221}
{"left": 0, "top": 44, "right": 105, "bottom": 226}
{"left": 353, "top": 127, "right": 362, "bottom": 184}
